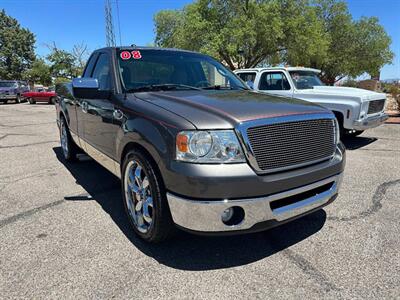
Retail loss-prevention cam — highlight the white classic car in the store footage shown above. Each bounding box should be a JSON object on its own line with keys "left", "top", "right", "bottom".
{"left": 234, "top": 67, "right": 388, "bottom": 137}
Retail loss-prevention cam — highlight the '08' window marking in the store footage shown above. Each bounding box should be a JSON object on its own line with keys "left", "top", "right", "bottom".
{"left": 120, "top": 51, "right": 142, "bottom": 60}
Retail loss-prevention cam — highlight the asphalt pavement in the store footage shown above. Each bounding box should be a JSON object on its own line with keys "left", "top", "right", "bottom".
{"left": 0, "top": 102, "right": 399, "bottom": 299}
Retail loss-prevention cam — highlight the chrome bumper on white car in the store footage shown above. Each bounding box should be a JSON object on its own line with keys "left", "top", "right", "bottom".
{"left": 353, "top": 112, "right": 388, "bottom": 131}
{"left": 167, "top": 173, "right": 343, "bottom": 233}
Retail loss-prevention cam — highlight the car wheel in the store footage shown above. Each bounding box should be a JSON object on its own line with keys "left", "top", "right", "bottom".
{"left": 59, "top": 117, "right": 78, "bottom": 162}
{"left": 28, "top": 98, "right": 35, "bottom": 104}
{"left": 49, "top": 97, "right": 55, "bottom": 105}
{"left": 16, "top": 95, "right": 21, "bottom": 103}
{"left": 122, "top": 149, "right": 174, "bottom": 243}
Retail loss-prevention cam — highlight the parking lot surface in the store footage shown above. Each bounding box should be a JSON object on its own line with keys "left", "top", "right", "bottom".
{"left": 0, "top": 103, "right": 399, "bottom": 299}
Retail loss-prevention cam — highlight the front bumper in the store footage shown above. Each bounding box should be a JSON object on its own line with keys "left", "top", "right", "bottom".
{"left": 353, "top": 112, "right": 388, "bottom": 130}
{"left": 0, "top": 95, "right": 16, "bottom": 100}
{"left": 167, "top": 173, "right": 343, "bottom": 234}
{"left": 163, "top": 144, "right": 345, "bottom": 200}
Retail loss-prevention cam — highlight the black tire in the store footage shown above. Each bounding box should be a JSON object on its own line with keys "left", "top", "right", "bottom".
{"left": 28, "top": 98, "right": 35, "bottom": 104}
{"left": 121, "top": 149, "right": 174, "bottom": 243}
{"left": 15, "top": 94, "right": 21, "bottom": 103}
{"left": 49, "top": 97, "right": 55, "bottom": 105}
{"left": 3, "top": 100, "right": 8, "bottom": 104}
{"left": 59, "top": 117, "right": 79, "bottom": 162}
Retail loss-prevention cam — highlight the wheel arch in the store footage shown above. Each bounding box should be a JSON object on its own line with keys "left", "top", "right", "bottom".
{"left": 332, "top": 110, "right": 344, "bottom": 125}
{"left": 58, "top": 101, "right": 70, "bottom": 128}
{"left": 116, "top": 115, "right": 176, "bottom": 180}
{"left": 119, "top": 141, "right": 165, "bottom": 189}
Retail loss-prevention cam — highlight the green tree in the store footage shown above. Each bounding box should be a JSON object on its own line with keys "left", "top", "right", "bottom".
{"left": 154, "top": 0, "right": 393, "bottom": 82}
{"left": 46, "top": 46, "right": 76, "bottom": 79}
{"left": 0, "top": 9, "right": 35, "bottom": 80}
{"left": 305, "top": 0, "right": 394, "bottom": 84}
{"left": 23, "top": 58, "right": 52, "bottom": 86}
{"left": 155, "top": 0, "right": 286, "bottom": 70}
{"left": 54, "top": 77, "right": 71, "bottom": 85}
{"left": 154, "top": 0, "right": 328, "bottom": 69}
{"left": 46, "top": 42, "right": 89, "bottom": 79}
{"left": 154, "top": 10, "right": 182, "bottom": 49}
{"left": 277, "top": 0, "right": 329, "bottom": 67}
{"left": 351, "top": 17, "right": 394, "bottom": 79}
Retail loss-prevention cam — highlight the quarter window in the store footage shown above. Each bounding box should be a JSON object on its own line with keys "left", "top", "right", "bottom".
{"left": 259, "top": 72, "right": 291, "bottom": 91}
{"left": 83, "top": 54, "right": 98, "bottom": 78}
{"left": 91, "top": 53, "right": 111, "bottom": 90}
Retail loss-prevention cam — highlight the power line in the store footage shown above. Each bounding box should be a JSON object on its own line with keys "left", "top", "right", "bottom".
{"left": 115, "top": 0, "right": 122, "bottom": 46}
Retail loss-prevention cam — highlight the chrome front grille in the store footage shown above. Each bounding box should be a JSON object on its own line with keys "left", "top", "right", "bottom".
{"left": 367, "top": 99, "right": 385, "bottom": 114}
{"left": 245, "top": 118, "right": 336, "bottom": 173}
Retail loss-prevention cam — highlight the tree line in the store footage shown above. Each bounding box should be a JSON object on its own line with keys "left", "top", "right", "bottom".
{"left": 0, "top": 9, "right": 89, "bottom": 86}
{"left": 154, "top": 0, "right": 394, "bottom": 84}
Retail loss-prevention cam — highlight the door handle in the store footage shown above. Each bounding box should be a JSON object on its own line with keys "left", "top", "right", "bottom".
{"left": 113, "top": 109, "right": 124, "bottom": 120}
{"left": 82, "top": 101, "right": 88, "bottom": 113}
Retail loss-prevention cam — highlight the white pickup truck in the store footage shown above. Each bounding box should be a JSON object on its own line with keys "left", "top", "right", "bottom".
{"left": 235, "top": 67, "right": 388, "bottom": 137}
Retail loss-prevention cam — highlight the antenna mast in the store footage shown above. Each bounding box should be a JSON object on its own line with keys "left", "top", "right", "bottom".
{"left": 105, "top": 0, "right": 116, "bottom": 47}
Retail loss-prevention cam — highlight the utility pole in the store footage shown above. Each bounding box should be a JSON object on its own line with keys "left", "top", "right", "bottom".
{"left": 105, "top": 0, "right": 116, "bottom": 47}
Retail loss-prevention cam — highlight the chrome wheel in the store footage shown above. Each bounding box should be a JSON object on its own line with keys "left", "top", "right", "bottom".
{"left": 60, "top": 121, "right": 69, "bottom": 158}
{"left": 124, "top": 160, "right": 153, "bottom": 233}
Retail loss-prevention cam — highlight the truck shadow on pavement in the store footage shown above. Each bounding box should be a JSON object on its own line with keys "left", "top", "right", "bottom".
{"left": 341, "top": 136, "right": 377, "bottom": 150}
{"left": 54, "top": 147, "right": 327, "bottom": 271}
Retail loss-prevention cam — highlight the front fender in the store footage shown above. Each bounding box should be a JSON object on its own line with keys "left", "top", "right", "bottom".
{"left": 116, "top": 117, "right": 172, "bottom": 165}
{"left": 114, "top": 95, "right": 196, "bottom": 178}
{"left": 293, "top": 93, "right": 362, "bottom": 129}
{"left": 55, "top": 84, "right": 72, "bottom": 127}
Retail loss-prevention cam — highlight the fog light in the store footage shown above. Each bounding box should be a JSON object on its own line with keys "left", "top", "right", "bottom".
{"left": 221, "top": 206, "right": 245, "bottom": 226}
{"left": 221, "top": 207, "right": 234, "bottom": 222}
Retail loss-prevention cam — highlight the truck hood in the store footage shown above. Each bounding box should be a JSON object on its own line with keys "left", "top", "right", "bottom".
{"left": 303, "top": 86, "right": 386, "bottom": 101}
{"left": 133, "top": 90, "right": 330, "bottom": 129}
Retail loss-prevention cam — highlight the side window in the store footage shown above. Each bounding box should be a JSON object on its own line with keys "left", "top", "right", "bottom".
{"left": 91, "top": 53, "right": 111, "bottom": 90}
{"left": 259, "top": 72, "right": 291, "bottom": 91}
{"left": 237, "top": 72, "right": 256, "bottom": 83}
{"left": 237, "top": 72, "right": 257, "bottom": 89}
{"left": 82, "top": 54, "right": 98, "bottom": 78}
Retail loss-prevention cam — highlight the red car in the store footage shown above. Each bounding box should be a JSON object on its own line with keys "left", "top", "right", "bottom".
{"left": 23, "top": 87, "right": 57, "bottom": 104}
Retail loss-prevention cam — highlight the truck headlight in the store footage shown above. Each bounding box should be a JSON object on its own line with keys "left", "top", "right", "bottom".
{"left": 360, "top": 101, "right": 369, "bottom": 119}
{"left": 176, "top": 130, "right": 245, "bottom": 163}
{"left": 334, "top": 118, "right": 340, "bottom": 144}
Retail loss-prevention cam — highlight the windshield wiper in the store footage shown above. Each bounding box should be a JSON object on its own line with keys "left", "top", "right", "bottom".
{"left": 126, "top": 84, "right": 201, "bottom": 93}
{"left": 201, "top": 85, "right": 248, "bottom": 90}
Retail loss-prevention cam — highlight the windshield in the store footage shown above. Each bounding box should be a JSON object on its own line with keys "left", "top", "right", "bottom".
{"left": 117, "top": 49, "right": 247, "bottom": 91}
{"left": 0, "top": 82, "right": 16, "bottom": 88}
{"left": 289, "top": 71, "right": 324, "bottom": 90}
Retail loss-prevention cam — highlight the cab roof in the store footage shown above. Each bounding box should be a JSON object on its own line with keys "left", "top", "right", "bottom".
{"left": 95, "top": 46, "right": 199, "bottom": 55}
{"left": 236, "top": 67, "right": 321, "bottom": 73}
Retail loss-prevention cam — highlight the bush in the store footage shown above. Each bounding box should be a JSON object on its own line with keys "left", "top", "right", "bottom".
{"left": 54, "top": 77, "right": 70, "bottom": 85}
{"left": 387, "top": 85, "right": 400, "bottom": 111}
{"left": 341, "top": 79, "right": 358, "bottom": 88}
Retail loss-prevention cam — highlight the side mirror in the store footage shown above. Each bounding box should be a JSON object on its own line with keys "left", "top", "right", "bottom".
{"left": 72, "top": 78, "right": 110, "bottom": 99}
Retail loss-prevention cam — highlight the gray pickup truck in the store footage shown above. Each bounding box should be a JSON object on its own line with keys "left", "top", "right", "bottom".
{"left": 0, "top": 80, "right": 29, "bottom": 104}
{"left": 56, "top": 47, "right": 345, "bottom": 242}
